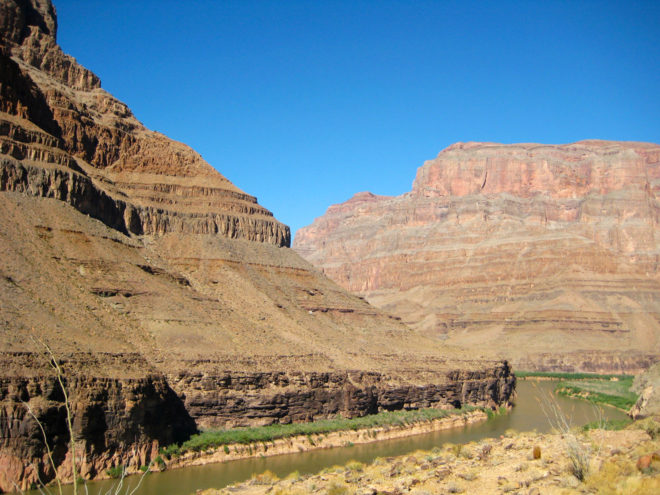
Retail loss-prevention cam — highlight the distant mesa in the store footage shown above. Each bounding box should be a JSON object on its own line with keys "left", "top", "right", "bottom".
{"left": 294, "top": 140, "right": 660, "bottom": 374}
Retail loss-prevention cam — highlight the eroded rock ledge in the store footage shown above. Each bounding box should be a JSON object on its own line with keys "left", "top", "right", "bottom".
{"left": 0, "top": 352, "right": 196, "bottom": 492}
{"left": 170, "top": 362, "right": 515, "bottom": 429}
{"left": 0, "top": 352, "right": 514, "bottom": 491}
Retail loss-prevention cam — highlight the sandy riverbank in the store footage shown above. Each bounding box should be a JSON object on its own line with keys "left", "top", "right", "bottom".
{"left": 164, "top": 410, "right": 489, "bottom": 471}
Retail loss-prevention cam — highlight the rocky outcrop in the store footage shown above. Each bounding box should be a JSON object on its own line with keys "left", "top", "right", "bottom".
{"left": 0, "top": 1, "right": 515, "bottom": 492}
{"left": 630, "top": 363, "right": 660, "bottom": 419}
{"left": 171, "top": 363, "right": 515, "bottom": 429}
{"left": 0, "top": 352, "right": 196, "bottom": 492}
{"left": 294, "top": 141, "right": 660, "bottom": 373}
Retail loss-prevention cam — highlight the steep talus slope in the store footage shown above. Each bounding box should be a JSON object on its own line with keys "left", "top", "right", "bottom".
{"left": 0, "top": 1, "right": 514, "bottom": 491}
{"left": 295, "top": 141, "right": 660, "bottom": 373}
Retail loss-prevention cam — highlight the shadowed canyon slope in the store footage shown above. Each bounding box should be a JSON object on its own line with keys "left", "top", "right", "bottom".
{"left": 0, "top": 1, "right": 513, "bottom": 491}
{"left": 295, "top": 141, "right": 660, "bottom": 373}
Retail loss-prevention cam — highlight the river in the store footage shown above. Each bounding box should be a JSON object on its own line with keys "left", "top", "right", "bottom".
{"left": 30, "top": 380, "right": 628, "bottom": 495}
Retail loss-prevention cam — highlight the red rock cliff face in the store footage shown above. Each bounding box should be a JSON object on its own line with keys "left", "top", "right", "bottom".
{"left": 295, "top": 141, "right": 660, "bottom": 373}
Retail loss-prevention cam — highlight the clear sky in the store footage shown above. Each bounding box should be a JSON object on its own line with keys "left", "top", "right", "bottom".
{"left": 54, "top": 0, "right": 660, "bottom": 238}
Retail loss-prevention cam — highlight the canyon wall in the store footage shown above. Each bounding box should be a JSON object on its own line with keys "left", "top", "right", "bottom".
{"left": 295, "top": 141, "right": 660, "bottom": 374}
{"left": 0, "top": 1, "right": 514, "bottom": 491}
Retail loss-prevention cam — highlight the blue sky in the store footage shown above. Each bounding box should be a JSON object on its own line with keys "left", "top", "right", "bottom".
{"left": 55, "top": 0, "right": 660, "bottom": 238}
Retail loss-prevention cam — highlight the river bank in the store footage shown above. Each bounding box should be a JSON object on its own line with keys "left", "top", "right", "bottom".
{"left": 24, "top": 381, "right": 628, "bottom": 495}
{"left": 203, "top": 420, "right": 660, "bottom": 495}
{"left": 518, "top": 371, "right": 639, "bottom": 413}
{"left": 163, "top": 410, "right": 490, "bottom": 471}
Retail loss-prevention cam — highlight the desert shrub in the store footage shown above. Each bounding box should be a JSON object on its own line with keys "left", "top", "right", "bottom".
{"left": 252, "top": 469, "right": 279, "bottom": 483}
{"left": 345, "top": 460, "right": 365, "bottom": 472}
{"left": 635, "top": 417, "right": 660, "bottom": 439}
{"left": 325, "top": 482, "right": 348, "bottom": 495}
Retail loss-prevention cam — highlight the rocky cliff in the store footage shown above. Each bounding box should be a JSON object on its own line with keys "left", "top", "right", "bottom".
{"left": 295, "top": 141, "right": 660, "bottom": 374}
{"left": 0, "top": 1, "right": 514, "bottom": 491}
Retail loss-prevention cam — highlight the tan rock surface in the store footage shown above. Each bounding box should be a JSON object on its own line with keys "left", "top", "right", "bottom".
{"left": 0, "top": 1, "right": 514, "bottom": 490}
{"left": 295, "top": 141, "right": 660, "bottom": 373}
{"left": 631, "top": 363, "right": 660, "bottom": 419}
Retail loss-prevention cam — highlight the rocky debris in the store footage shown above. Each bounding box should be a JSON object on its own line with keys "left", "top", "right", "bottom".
{"left": 294, "top": 141, "right": 660, "bottom": 373}
{"left": 202, "top": 426, "right": 660, "bottom": 495}
{"left": 0, "top": 1, "right": 515, "bottom": 491}
{"left": 631, "top": 362, "right": 660, "bottom": 419}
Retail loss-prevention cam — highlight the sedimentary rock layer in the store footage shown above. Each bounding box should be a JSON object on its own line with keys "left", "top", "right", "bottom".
{"left": 0, "top": 1, "right": 514, "bottom": 491}
{"left": 0, "top": 0, "right": 289, "bottom": 246}
{"left": 295, "top": 141, "right": 660, "bottom": 373}
{"left": 172, "top": 363, "right": 514, "bottom": 429}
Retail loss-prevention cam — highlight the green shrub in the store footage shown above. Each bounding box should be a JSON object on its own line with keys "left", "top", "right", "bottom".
{"left": 582, "top": 418, "right": 633, "bottom": 431}
{"left": 177, "top": 406, "right": 469, "bottom": 454}
{"left": 516, "top": 371, "right": 632, "bottom": 380}
{"left": 105, "top": 466, "right": 124, "bottom": 479}
{"left": 159, "top": 443, "right": 181, "bottom": 459}
{"left": 556, "top": 377, "right": 638, "bottom": 411}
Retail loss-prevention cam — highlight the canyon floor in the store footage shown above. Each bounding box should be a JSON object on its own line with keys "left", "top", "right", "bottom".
{"left": 202, "top": 420, "right": 660, "bottom": 495}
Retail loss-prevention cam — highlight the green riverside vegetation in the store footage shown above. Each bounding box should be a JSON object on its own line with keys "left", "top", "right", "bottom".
{"left": 160, "top": 406, "right": 481, "bottom": 458}
{"left": 556, "top": 376, "right": 638, "bottom": 411}
{"left": 515, "top": 370, "right": 638, "bottom": 412}
{"left": 515, "top": 371, "right": 632, "bottom": 380}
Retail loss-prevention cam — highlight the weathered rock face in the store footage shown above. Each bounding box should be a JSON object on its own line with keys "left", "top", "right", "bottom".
{"left": 171, "top": 362, "right": 515, "bottom": 429}
{"left": 0, "top": 1, "right": 514, "bottom": 491}
{"left": 630, "top": 362, "right": 660, "bottom": 419}
{"left": 0, "top": 353, "right": 196, "bottom": 491}
{"left": 295, "top": 141, "right": 660, "bottom": 374}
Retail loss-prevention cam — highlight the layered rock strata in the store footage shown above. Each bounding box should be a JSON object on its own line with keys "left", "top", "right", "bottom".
{"left": 0, "top": 353, "right": 196, "bottom": 491}
{"left": 295, "top": 141, "right": 660, "bottom": 373}
{"left": 0, "top": 1, "right": 514, "bottom": 491}
{"left": 172, "top": 363, "right": 514, "bottom": 429}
